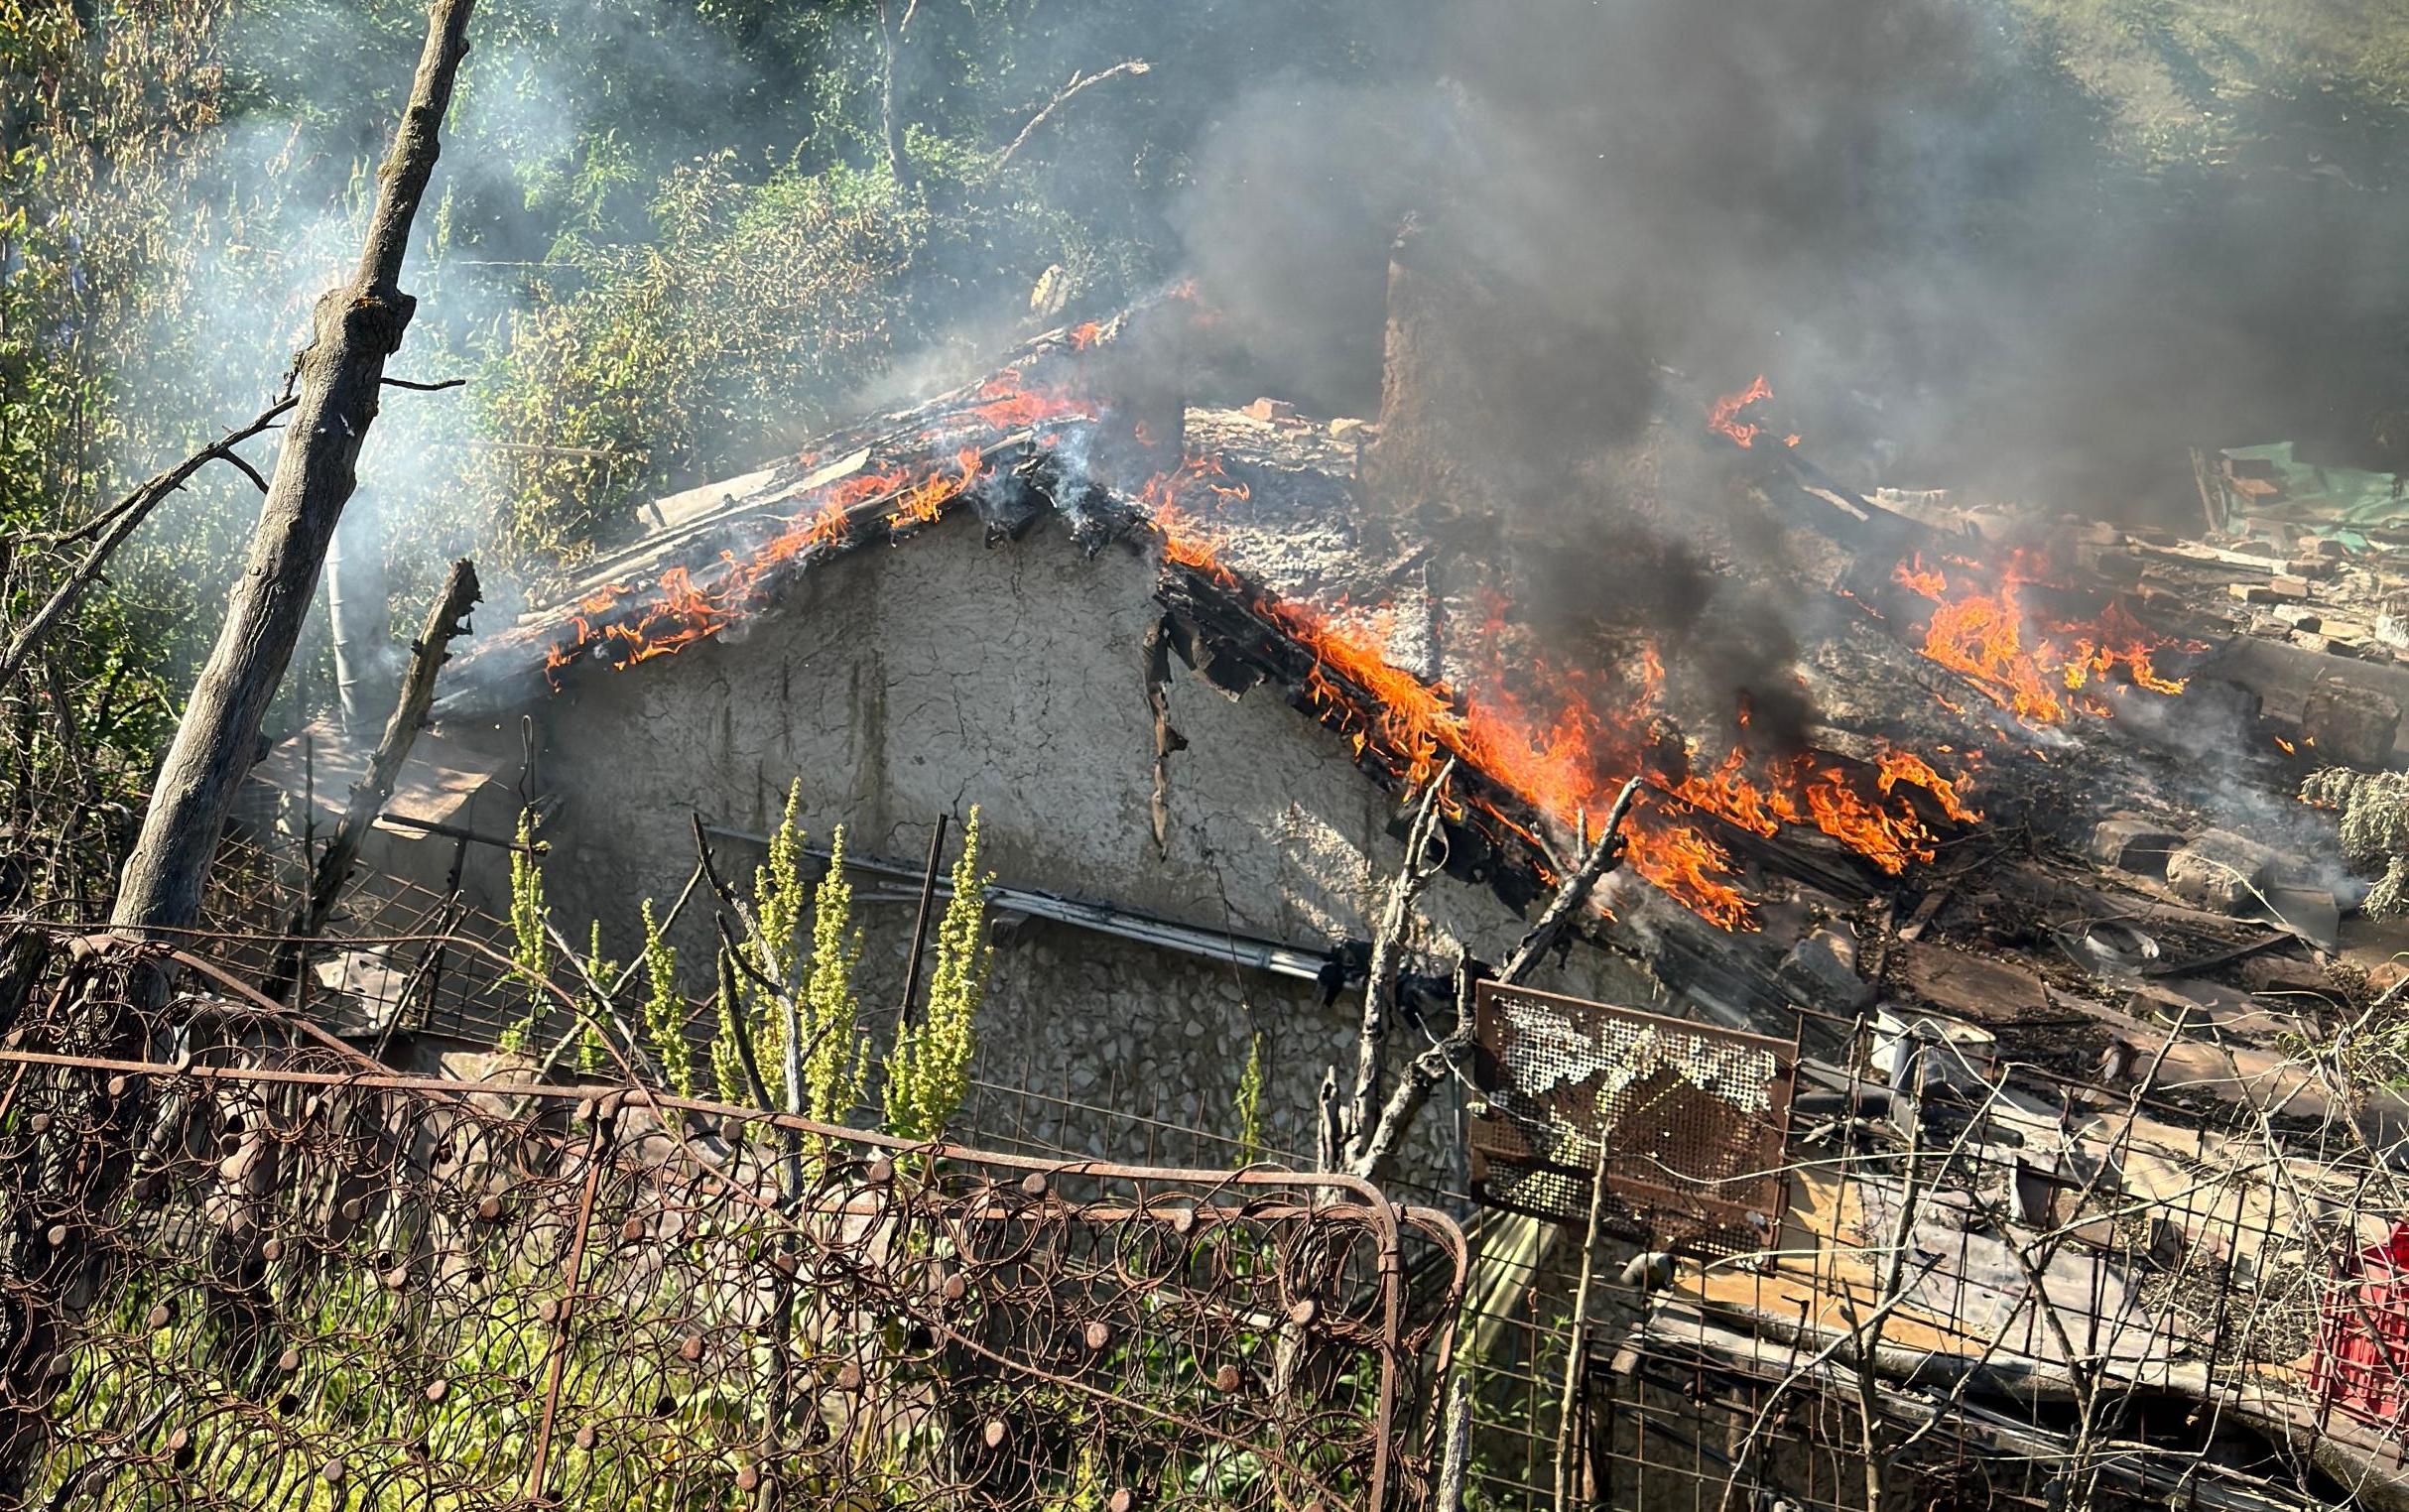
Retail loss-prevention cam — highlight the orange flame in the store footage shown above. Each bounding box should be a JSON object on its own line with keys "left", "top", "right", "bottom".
{"left": 1708, "top": 376, "right": 1775, "bottom": 448}
{"left": 543, "top": 382, "right": 1083, "bottom": 682}
{"left": 1890, "top": 552, "right": 2193, "bottom": 727}
{"left": 1139, "top": 463, "right": 1978, "bottom": 928}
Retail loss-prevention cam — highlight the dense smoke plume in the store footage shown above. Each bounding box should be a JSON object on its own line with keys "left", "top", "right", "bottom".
{"left": 1181, "top": 0, "right": 2409, "bottom": 508}
{"left": 1173, "top": 0, "right": 2409, "bottom": 764}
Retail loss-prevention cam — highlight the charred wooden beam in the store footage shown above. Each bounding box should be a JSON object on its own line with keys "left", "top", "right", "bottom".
{"left": 1153, "top": 559, "right": 1559, "bottom": 915}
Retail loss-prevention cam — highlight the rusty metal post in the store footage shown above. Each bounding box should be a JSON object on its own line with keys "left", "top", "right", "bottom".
{"left": 524, "top": 1110, "right": 608, "bottom": 1501}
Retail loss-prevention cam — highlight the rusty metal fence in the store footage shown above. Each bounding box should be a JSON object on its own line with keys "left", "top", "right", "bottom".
{"left": 0, "top": 936, "right": 1465, "bottom": 1510}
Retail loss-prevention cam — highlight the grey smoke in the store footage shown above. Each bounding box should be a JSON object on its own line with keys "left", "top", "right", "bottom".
{"left": 1180, "top": 0, "right": 2409, "bottom": 507}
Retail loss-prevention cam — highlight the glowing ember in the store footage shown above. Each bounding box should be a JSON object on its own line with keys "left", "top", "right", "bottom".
{"left": 1708, "top": 376, "right": 1776, "bottom": 448}
{"left": 1889, "top": 553, "right": 2193, "bottom": 727}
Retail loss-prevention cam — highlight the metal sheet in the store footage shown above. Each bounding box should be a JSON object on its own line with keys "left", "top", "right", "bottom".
{"left": 1466, "top": 980, "right": 1795, "bottom": 1257}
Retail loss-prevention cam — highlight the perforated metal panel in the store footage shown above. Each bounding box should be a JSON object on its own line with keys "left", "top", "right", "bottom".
{"left": 1466, "top": 981, "right": 1796, "bottom": 1256}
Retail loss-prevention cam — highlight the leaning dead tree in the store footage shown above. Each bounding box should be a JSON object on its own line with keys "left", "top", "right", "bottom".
{"left": 110, "top": 0, "right": 478, "bottom": 939}
{"left": 263, "top": 559, "right": 480, "bottom": 996}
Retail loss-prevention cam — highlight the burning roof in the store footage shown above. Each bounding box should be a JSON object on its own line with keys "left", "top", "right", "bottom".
{"left": 437, "top": 296, "right": 2262, "bottom": 960}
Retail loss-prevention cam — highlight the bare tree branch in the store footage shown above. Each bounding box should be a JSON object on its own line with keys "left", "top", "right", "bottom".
{"left": 0, "top": 397, "right": 292, "bottom": 695}
{"left": 996, "top": 60, "right": 1152, "bottom": 170}
{"left": 1338, "top": 758, "right": 1455, "bottom": 1172}
{"left": 1499, "top": 776, "right": 1641, "bottom": 984}
{"left": 1346, "top": 781, "right": 1644, "bottom": 1184}
{"left": 269, "top": 561, "right": 480, "bottom": 991}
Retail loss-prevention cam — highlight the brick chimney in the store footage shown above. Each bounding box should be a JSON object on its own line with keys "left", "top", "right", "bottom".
{"left": 1360, "top": 216, "right": 1508, "bottom": 546}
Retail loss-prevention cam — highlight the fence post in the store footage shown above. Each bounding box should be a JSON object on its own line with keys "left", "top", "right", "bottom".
{"left": 524, "top": 1106, "right": 608, "bottom": 1501}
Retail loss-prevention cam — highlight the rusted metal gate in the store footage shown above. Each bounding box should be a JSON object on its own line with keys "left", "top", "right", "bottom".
{"left": 0, "top": 941, "right": 1464, "bottom": 1509}
{"left": 1465, "top": 981, "right": 1795, "bottom": 1256}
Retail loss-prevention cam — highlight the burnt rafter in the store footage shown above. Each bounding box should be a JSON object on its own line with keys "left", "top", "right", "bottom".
{"left": 1155, "top": 559, "right": 1553, "bottom": 916}
{"left": 1151, "top": 558, "right": 1933, "bottom": 926}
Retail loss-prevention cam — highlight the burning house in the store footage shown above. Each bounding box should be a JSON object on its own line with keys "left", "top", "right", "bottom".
{"left": 375, "top": 270, "right": 2025, "bottom": 1171}
{"left": 228, "top": 251, "right": 2409, "bottom": 1512}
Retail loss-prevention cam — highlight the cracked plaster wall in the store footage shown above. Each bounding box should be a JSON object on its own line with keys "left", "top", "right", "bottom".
{"left": 518, "top": 512, "right": 1656, "bottom": 1181}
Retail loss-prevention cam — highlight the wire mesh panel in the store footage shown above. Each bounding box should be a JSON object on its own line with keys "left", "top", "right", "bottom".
{"left": 1465, "top": 981, "right": 1794, "bottom": 1256}
{"left": 0, "top": 934, "right": 1466, "bottom": 1512}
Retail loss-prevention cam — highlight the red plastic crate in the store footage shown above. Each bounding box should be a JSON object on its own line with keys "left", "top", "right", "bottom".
{"left": 2314, "top": 1222, "right": 2409, "bottom": 1430}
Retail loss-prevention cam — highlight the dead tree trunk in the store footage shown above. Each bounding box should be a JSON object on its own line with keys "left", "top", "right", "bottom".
{"left": 265, "top": 559, "right": 479, "bottom": 995}
{"left": 110, "top": 0, "right": 477, "bottom": 939}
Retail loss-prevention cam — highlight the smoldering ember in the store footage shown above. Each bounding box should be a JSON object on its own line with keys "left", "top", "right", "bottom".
{"left": 33, "top": 6, "right": 2409, "bottom": 1512}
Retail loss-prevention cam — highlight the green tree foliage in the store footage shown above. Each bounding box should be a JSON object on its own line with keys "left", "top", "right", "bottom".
{"left": 885, "top": 808, "right": 990, "bottom": 1144}
{"left": 475, "top": 158, "right": 938, "bottom": 564}
{"left": 2, "top": 5, "right": 237, "bottom": 876}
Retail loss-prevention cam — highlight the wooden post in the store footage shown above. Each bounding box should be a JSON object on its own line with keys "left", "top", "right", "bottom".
{"left": 1554, "top": 1135, "right": 1616, "bottom": 1512}
{"left": 110, "top": 0, "right": 478, "bottom": 939}
{"left": 895, "top": 815, "right": 949, "bottom": 1028}
{"left": 1436, "top": 1373, "right": 1473, "bottom": 1512}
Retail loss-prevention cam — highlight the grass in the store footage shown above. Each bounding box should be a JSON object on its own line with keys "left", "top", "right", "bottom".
{"left": 26, "top": 1153, "right": 1392, "bottom": 1511}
